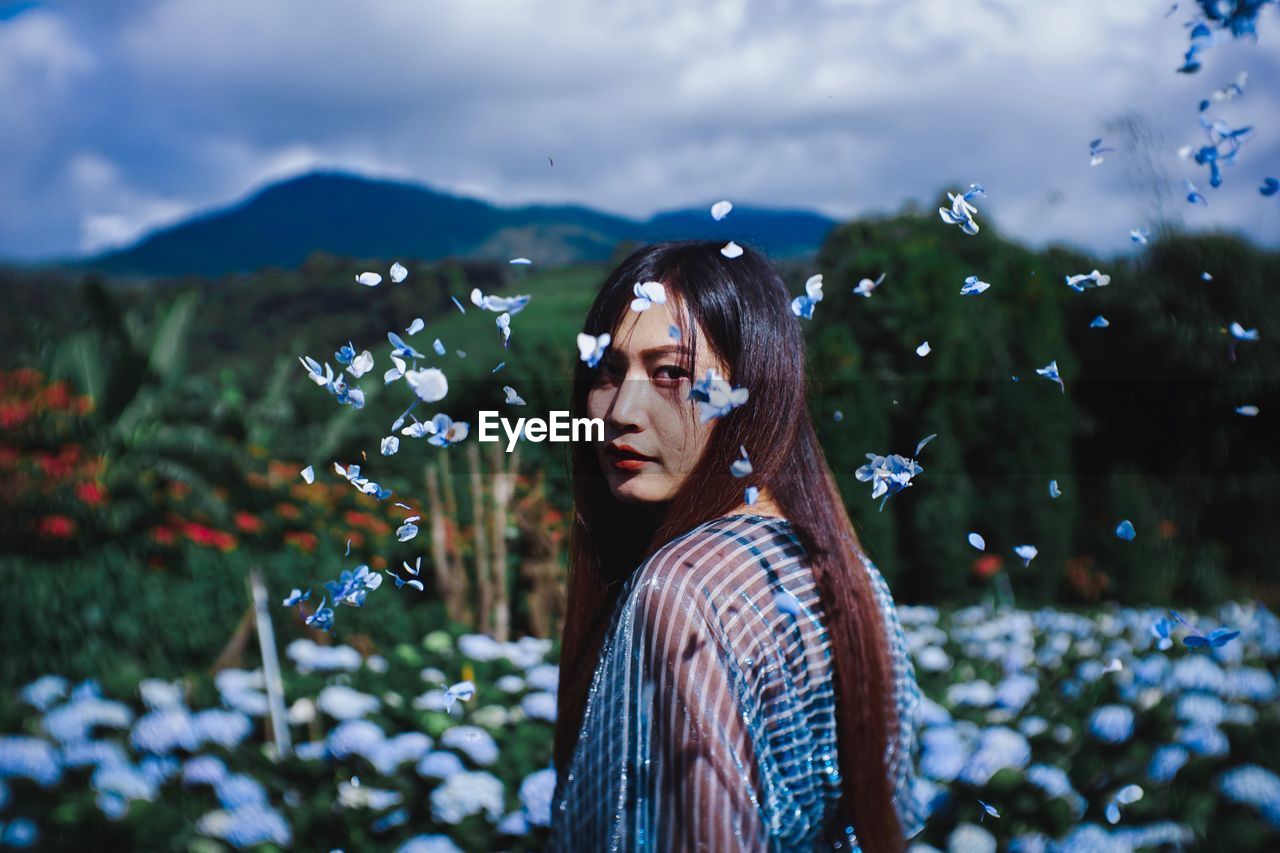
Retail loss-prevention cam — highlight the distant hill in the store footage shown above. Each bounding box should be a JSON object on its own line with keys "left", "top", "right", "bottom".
{"left": 44, "top": 171, "right": 836, "bottom": 279}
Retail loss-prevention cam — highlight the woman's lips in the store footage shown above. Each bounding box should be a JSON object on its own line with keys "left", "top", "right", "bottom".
{"left": 606, "top": 444, "right": 656, "bottom": 472}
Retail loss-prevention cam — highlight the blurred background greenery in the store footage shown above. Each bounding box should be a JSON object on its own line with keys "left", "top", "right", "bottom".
{"left": 2, "top": 207, "right": 1277, "bottom": 688}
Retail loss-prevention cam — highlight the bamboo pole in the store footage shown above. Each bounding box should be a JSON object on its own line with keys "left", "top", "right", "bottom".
{"left": 248, "top": 569, "right": 291, "bottom": 759}
{"left": 467, "top": 442, "right": 493, "bottom": 635}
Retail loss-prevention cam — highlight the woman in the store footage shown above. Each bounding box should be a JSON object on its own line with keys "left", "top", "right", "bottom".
{"left": 549, "top": 241, "right": 924, "bottom": 852}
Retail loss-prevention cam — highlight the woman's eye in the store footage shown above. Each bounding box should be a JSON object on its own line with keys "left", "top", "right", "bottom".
{"left": 654, "top": 365, "right": 689, "bottom": 383}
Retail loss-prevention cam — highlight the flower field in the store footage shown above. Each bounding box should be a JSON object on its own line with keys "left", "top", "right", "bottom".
{"left": 2, "top": 601, "right": 1277, "bottom": 851}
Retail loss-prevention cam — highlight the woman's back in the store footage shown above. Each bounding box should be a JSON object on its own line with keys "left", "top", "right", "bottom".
{"left": 550, "top": 513, "right": 856, "bottom": 851}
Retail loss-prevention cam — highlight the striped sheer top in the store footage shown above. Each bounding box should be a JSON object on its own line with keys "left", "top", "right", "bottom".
{"left": 549, "top": 513, "right": 924, "bottom": 851}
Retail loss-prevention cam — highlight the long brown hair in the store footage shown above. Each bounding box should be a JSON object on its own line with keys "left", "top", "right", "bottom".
{"left": 553, "top": 240, "right": 904, "bottom": 851}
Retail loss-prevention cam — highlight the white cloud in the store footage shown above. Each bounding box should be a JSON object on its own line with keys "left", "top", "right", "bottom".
{"left": 0, "top": 0, "right": 1277, "bottom": 260}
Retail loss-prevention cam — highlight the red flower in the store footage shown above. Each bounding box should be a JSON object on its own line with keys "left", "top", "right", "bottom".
{"left": 973, "top": 554, "right": 1004, "bottom": 579}
{"left": 234, "top": 511, "right": 264, "bottom": 534}
{"left": 150, "top": 526, "right": 177, "bottom": 545}
{"left": 76, "top": 481, "right": 106, "bottom": 506}
{"left": 37, "top": 514, "right": 76, "bottom": 538}
{"left": 0, "top": 401, "right": 30, "bottom": 429}
{"left": 283, "top": 530, "right": 318, "bottom": 553}
{"left": 45, "top": 381, "right": 73, "bottom": 411}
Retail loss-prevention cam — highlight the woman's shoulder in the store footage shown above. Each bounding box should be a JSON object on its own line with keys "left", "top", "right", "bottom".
{"left": 626, "top": 514, "right": 806, "bottom": 624}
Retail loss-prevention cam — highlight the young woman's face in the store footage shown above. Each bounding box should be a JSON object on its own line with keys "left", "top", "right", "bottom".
{"left": 586, "top": 294, "right": 726, "bottom": 505}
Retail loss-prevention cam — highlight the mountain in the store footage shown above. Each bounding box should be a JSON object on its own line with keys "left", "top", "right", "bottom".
{"left": 50, "top": 171, "right": 837, "bottom": 279}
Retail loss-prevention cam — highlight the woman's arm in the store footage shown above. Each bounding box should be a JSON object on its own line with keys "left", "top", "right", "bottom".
{"left": 634, "top": 571, "right": 769, "bottom": 852}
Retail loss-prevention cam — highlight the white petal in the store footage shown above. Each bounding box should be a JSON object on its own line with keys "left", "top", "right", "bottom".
{"left": 389, "top": 262, "right": 408, "bottom": 283}
{"left": 356, "top": 272, "right": 382, "bottom": 287}
{"left": 711, "top": 200, "right": 733, "bottom": 221}
{"left": 720, "top": 241, "right": 743, "bottom": 259}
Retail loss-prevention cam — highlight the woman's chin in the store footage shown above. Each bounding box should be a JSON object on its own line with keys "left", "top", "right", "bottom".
{"left": 607, "top": 474, "right": 665, "bottom": 506}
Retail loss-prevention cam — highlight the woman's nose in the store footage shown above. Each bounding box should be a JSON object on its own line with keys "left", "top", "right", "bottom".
{"left": 607, "top": 377, "right": 647, "bottom": 431}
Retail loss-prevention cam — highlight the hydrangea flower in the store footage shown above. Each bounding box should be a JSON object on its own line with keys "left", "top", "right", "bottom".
{"left": 396, "top": 516, "right": 420, "bottom": 543}
{"left": 938, "top": 184, "right": 985, "bottom": 236}
{"left": 960, "top": 275, "right": 990, "bottom": 295}
{"left": 630, "top": 281, "right": 667, "bottom": 313}
{"left": 325, "top": 565, "right": 383, "bottom": 608}
{"left": 1036, "top": 360, "right": 1064, "bottom": 393}
{"left": 304, "top": 598, "right": 334, "bottom": 632}
{"left": 426, "top": 414, "right": 469, "bottom": 447}
{"left": 855, "top": 433, "right": 936, "bottom": 511}
{"left": 790, "top": 275, "right": 824, "bottom": 319}
{"left": 470, "top": 288, "right": 531, "bottom": 315}
{"left": 1088, "top": 704, "right": 1136, "bottom": 744}
{"left": 388, "top": 331, "right": 425, "bottom": 361}
{"left": 1064, "top": 269, "right": 1111, "bottom": 292}
{"left": 1089, "top": 138, "right": 1115, "bottom": 166}
{"left": 577, "top": 332, "right": 610, "bottom": 368}
{"left": 1105, "top": 784, "right": 1144, "bottom": 824}
{"left": 441, "top": 681, "right": 475, "bottom": 715}
{"left": 853, "top": 272, "right": 886, "bottom": 297}
{"left": 429, "top": 770, "right": 505, "bottom": 825}
{"left": 405, "top": 368, "right": 449, "bottom": 403}
{"left": 496, "top": 313, "right": 511, "bottom": 349}
{"left": 688, "top": 369, "right": 749, "bottom": 423}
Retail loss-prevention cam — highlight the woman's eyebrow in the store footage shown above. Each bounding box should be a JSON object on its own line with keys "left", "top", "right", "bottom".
{"left": 637, "top": 344, "right": 690, "bottom": 359}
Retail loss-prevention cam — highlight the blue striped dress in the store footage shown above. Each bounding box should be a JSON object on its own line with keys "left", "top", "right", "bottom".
{"left": 549, "top": 513, "right": 924, "bottom": 851}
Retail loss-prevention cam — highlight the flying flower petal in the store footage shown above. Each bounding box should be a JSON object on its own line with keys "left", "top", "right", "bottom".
{"left": 711, "top": 200, "right": 733, "bottom": 221}
{"left": 968, "top": 532, "right": 986, "bottom": 550}
{"left": 404, "top": 368, "right": 449, "bottom": 403}
{"left": 389, "top": 262, "right": 408, "bottom": 284}
{"left": 853, "top": 272, "right": 886, "bottom": 298}
{"left": 356, "top": 272, "right": 382, "bottom": 287}
{"left": 301, "top": 465, "right": 315, "bottom": 484}
{"left": 721, "top": 241, "right": 743, "bottom": 258}
{"left": 577, "top": 332, "right": 611, "bottom": 368}
{"left": 1115, "top": 519, "right": 1136, "bottom": 541}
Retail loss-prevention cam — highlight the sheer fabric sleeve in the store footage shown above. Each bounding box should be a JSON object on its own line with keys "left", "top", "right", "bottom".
{"left": 631, "top": 567, "right": 769, "bottom": 852}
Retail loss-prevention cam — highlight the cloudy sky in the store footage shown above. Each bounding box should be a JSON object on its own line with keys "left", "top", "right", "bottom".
{"left": 1, "top": 0, "right": 1277, "bottom": 263}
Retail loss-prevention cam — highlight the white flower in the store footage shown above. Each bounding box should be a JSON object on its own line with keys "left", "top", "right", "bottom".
{"left": 405, "top": 368, "right": 448, "bottom": 403}
{"left": 347, "top": 350, "right": 375, "bottom": 379}
{"left": 316, "top": 685, "right": 381, "bottom": 721}
{"left": 429, "top": 770, "right": 505, "bottom": 825}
